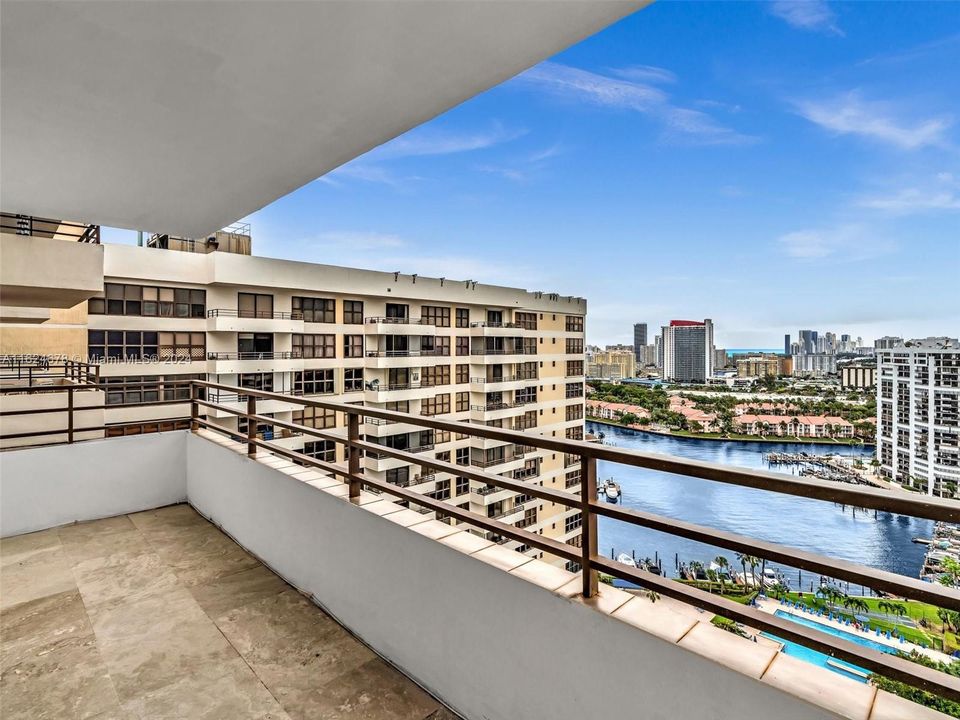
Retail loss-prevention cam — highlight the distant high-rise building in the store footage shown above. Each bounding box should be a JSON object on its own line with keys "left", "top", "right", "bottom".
{"left": 661, "top": 319, "right": 714, "bottom": 383}
{"left": 877, "top": 337, "right": 960, "bottom": 497}
{"left": 655, "top": 335, "right": 663, "bottom": 368}
{"left": 633, "top": 323, "right": 647, "bottom": 365}
{"left": 798, "top": 329, "right": 817, "bottom": 355}
{"left": 875, "top": 336, "right": 904, "bottom": 350}
{"left": 784, "top": 334, "right": 791, "bottom": 356}
{"left": 713, "top": 348, "right": 729, "bottom": 369}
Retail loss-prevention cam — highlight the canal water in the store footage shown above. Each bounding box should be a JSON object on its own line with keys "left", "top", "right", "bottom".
{"left": 589, "top": 422, "right": 932, "bottom": 590}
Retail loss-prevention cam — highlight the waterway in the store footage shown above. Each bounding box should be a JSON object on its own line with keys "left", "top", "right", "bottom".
{"left": 590, "top": 422, "right": 932, "bottom": 590}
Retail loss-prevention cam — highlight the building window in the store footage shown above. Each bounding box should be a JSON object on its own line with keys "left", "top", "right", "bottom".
{"left": 516, "top": 410, "right": 537, "bottom": 430}
{"left": 293, "top": 406, "right": 337, "bottom": 429}
{"left": 436, "top": 429, "right": 451, "bottom": 444}
{"left": 456, "top": 364, "right": 469, "bottom": 384}
{"left": 343, "top": 300, "right": 364, "bottom": 324}
{"left": 293, "top": 334, "right": 336, "bottom": 359}
{"left": 456, "top": 336, "right": 470, "bottom": 356}
{"left": 238, "top": 292, "right": 274, "bottom": 318}
{"left": 303, "top": 440, "right": 336, "bottom": 462}
{"left": 566, "top": 404, "right": 583, "bottom": 421}
{"left": 422, "top": 365, "right": 451, "bottom": 387}
{"left": 293, "top": 297, "right": 335, "bottom": 323}
{"left": 344, "top": 368, "right": 363, "bottom": 392}
{"left": 566, "top": 427, "right": 584, "bottom": 441}
{"left": 239, "top": 372, "right": 273, "bottom": 392}
{"left": 455, "top": 308, "right": 470, "bottom": 328}
{"left": 565, "top": 512, "right": 583, "bottom": 533}
{"left": 516, "top": 387, "right": 537, "bottom": 404}
{"left": 386, "top": 467, "right": 410, "bottom": 487}
{"left": 565, "top": 382, "right": 584, "bottom": 399}
{"left": 343, "top": 335, "right": 363, "bottom": 358}
{"left": 565, "top": 338, "right": 584, "bottom": 354}
{"left": 456, "top": 476, "right": 469, "bottom": 496}
{"left": 101, "top": 374, "right": 203, "bottom": 406}
{"left": 427, "top": 479, "right": 451, "bottom": 501}
{"left": 421, "top": 306, "right": 451, "bottom": 327}
{"left": 422, "top": 336, "right": 450, "bottom": 356}
{"left": 456, "top": 448, "right": 469, "bottom": 466}
{"left": 456, "top": 391, "right": 469, "bottom": 412}
{"left": 516, "top": 312, "right": 537, "bottom": 330}
{"left": 566, "top": 360, "right": 584, "bottom": 377}
{"left": 88, "top": 330, "right": 204, "bottom": 361}
{"left": 421, "top": 394, "right": 451, "bottom": 416}
{"left": 90, "top": 283, "right": 205, "bottom": 318}
{"left": 295, "top": 369, "right": 335, "bottom": 395}
{"left": 565, "top": 316, "right": 584, "bottom": 332}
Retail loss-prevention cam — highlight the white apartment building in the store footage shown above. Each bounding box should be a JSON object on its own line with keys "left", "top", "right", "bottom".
{"left": 69, "top": 232, "right": 588, "bottom": 563}
{"left": 877, "top": 338, "right": 960, "bottom": 496}
{"left": 660, "top": 319, "right": 714, "bottom": 383}
{"left": 791, "top": 353, "right": 837, "bottom": 377}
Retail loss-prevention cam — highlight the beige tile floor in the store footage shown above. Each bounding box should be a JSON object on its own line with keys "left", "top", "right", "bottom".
{"left": 0, "top": 504, "right": 460, "bottom": 720}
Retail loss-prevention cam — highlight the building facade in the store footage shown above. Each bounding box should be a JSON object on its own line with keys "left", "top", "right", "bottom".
{"left": 2, "top": 227, "right": 587, "bottom": 565}
{"left": 587, "top": 348, "right": 636, "bottom": 380}
{"left": 735, "top": 353, "right": 780, "bottom": 379}
{"left": 660, "top": 319, "right": 714, "bottom": 383}
{"left": 840, "top": 364, "right": 876, "bottom": 389}
{"left": 791, "top": 353, "right": 837, "bottom": 377}
{"left": 877, "top": 338, "right": 960, "bottom": 497}
{"left": 633, "top": 323, "right": 647, "bottom": 364}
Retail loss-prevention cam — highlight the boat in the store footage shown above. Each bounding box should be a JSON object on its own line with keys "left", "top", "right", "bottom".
{"left": 762, "top": 567, "right": 784, "bottom": 588}
{"left": 616, "top": 553, "right": 638, "bottom": 568}
{"left": 913, "top": 537, "right": 932, "bottom": 545}
{"left": 600, "top": 478, "right": 621, "bottom": 502}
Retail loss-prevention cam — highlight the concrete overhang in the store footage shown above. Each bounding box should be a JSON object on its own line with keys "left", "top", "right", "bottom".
{"left": 1, "top": 1, "right": 646, "bottom": 238}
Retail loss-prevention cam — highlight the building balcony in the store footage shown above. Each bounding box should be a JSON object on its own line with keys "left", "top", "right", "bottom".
{"left": 469, "top": 351, "right": 536, "bottom": 365}
{"left": 1, "top": 218, "right": 104, "bottom": 310}
{"left": 205, "top": 309, "right": 304, "bottom": 333}
{"left": 469, "top": 400, "right": 534, "bottom": 422}
{"left": 363, "top": 350, "right": 449, "bottom": 368}
{"left": 363, "top": 381, "right": 443, "bottom": 404}
{"left": 468, "top": 321, "right": 535, "bottom": 337}
{"left": 363, "top": 317, "right": 435, "bottom": 336}
{"left": 206, "top": 351, "right": 303, "bottom": 374}
{"left": 2, "top": 382, "right": 957, "bottom": 720}
{"left": 469, "top": 374, "right": 538, "bottom": 392}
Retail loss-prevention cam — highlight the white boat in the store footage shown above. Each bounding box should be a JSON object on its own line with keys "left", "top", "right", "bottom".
{"left": 616, "top": 553, "right": 638, "bottom": 568}
{"left": 762, "top": 567, "right": 783, "bottom": 588}
{"left": 600, "top": 478, "right": 621, "bottom": 502}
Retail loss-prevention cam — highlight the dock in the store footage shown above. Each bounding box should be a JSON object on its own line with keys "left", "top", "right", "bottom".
{"left": 763, "top": 452, "right": 887, "bottom": 488}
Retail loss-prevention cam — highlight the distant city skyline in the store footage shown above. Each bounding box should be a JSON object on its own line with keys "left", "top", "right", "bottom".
{"left": 103, "top": 1, "right": 960, "bottom": 348}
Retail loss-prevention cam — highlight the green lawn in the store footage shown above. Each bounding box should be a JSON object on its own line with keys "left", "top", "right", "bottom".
{"left": 780, "top": 591, "right": 943, "bottom": 649}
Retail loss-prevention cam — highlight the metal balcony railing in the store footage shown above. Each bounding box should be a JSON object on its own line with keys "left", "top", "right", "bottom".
{"left": 206, "top": 309, "right": 304, "bottom": 320}
{"left": 183, "top": 379, "right": 960, "bottom": 702}
{"left": 207, "top": 351, "right": 300, "bottom": 360}
{"left": 0, "top": 213, "right": 100, "bottom": 243}
{"left": 470, "top": 321, "right": 521, "bottom": 329}
{"left": 470, "top": 374, "right": 538, "bottom": 384}
{"left": 365, "top": 316, "right": 425, "bottom": 325}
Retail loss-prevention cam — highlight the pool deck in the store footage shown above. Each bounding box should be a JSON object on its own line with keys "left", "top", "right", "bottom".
{"left": 755, "top": 596, "right": 955, "bottom": 665}
{"left": 0, "top": 504, "right": 459, "bottom": 720}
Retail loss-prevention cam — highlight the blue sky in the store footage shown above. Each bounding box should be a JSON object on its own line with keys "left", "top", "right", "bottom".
{"left": 105, "top": 1, "right": 960, "bottom": 348}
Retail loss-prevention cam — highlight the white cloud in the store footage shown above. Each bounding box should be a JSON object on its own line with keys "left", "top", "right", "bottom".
{"left": 476, "top": 143, "right": 563, "bottom": 183}
{"left": 777, "top": 223, "right": 894, "bottom": 261}
{"left": 516, "top": 62, "right": 756, "bottom": 146}
{"left": 609, "top": 65, "right": 677, "bottom": 84}
{"left": 770, "top": 0, "right": 843, "bottom": 36}
{"left": 794, "top": 92, "right": 951, "bottom": 150}
{"left": 860, "top": 188, "right": 960, "bottom": 214}
{"left": 376, "top": 121, "right": 525, "bottom": 159}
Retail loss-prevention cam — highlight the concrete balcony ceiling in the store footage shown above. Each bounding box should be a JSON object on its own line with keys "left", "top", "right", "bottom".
{"left": 1, "top": 1, "right": 646, "bottom": 238}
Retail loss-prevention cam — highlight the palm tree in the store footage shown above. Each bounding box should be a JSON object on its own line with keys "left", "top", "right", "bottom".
{"left": 689, "top": 560, "right": 704, "bottom": 584}
{"left": 937, "top": 607, "right": 950, "bottom": 633}
{"left": 706, "top": 568, "right": 719, "bottom": 594}
{"left": 746, "top": 556, "right": 761, "bottom": 589}
{"left": 714, "top": 556, "right": 730, "bottom": 592}
{"left": 736, "top": 553, "right": 748, "bottom": 588}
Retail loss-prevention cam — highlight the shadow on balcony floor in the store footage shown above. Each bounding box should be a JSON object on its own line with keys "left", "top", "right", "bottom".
{"left": 0, "top": 504, "right": 460, "bottom": 720}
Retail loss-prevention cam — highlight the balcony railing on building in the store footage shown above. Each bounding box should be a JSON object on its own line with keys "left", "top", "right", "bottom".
{"left": 0, "top": 212, "right": 100, "bottom": 243}
{"left": 5, "top": 376, "right": 960, "bottom": 701}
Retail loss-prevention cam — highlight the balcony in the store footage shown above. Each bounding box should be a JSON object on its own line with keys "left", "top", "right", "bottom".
{"left": 2, "top": 380, "right": 960, "bottom": 720}
{"left": 363, "top": 350, "right": 447, "bottom": 368}
{"left": 0, "top": 214, "right": 104, "bottom": 311}
{"left": 470, "top": 374, "right": 538, "bottom": 392}
{"left": 364, "top": 316, "right": 435, "bottom": 336}
{"left": 206, "top": 351, "right": 303, "bottom": 374}
{"left": 205, "top": 308, "right": 304, "bottom": 333}
{"left": 469, "top": 321, "right": 534, "bottom": 337}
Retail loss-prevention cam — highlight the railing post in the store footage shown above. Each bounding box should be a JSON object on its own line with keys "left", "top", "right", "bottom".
{"left": 580, "top": 453, "right": 598, "bottom": 598}
{"left": 190, "top": 383, "right": 199, "bottom": 432}
{"left": 67, "top": 386, "right": 74, "bottom": 444}
{"left": 348, "top": 411, "right": 361, "bottom": 501}
{"left": 246, "top": 394, "right": 257, "bottom": 457}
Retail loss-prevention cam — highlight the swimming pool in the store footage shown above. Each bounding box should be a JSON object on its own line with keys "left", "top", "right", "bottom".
{"left": 759, "top": 609, "right": 900, "bottom": 682}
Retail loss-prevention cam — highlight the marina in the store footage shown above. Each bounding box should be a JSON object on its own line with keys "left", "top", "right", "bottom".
{"left": 589, "top": 421, "right": 932, "bottom": 589}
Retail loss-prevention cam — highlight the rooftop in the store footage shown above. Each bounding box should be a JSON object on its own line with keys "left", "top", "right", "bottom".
{"left": 1, "top": 503, "right": 458, "bottom": 720}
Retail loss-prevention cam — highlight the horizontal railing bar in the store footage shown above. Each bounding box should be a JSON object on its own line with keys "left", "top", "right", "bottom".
{"left": 591, "top": 556, "right": 960, "bottom": 701}
{"left": 592, "top": 501, "right": 960, "bottom": 611}
{"left": 190, "top": 380, "right": 960, "bottom": 523}
{"left": 0, "top": 426, "right": 108, "bottom": 440}
{"left": 0, "top": 384, "right": 101, "bottom": 393}
{"left": 0, "top": 405, "right": 106, "bottom": 417}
